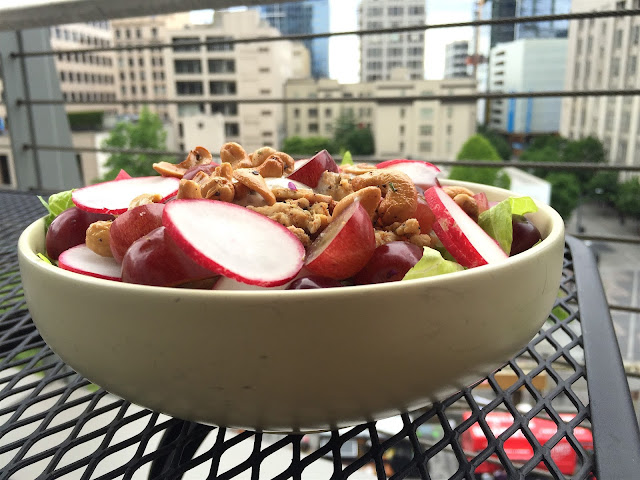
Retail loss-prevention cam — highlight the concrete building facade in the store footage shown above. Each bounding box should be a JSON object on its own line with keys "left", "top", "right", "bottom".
{"left": 444, "top": 41, "right": 471, "bottom": 78}
{"left": 559, "top": 0, "right": 640, "bottom": 175}
{"left": 488, "top": 38, "right": 568, "bottom": 138}
{"left": 164, "top": 10, "right": 310, "bottom": 154}
{"left": 49, "top": 22, "right": 118, "bottom": 114}
{"left": 111, "top": 13, "right": 191, "bottom": 121}
{"left": 358, "top": 0, "right": 426, "bottom": 82}
{"left": 285, "top": 72, "right": 477, "bottom": 160}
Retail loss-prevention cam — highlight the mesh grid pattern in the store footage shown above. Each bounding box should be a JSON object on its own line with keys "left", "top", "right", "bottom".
{"left": 0, "top": 192, "right": 596, "bottom": 479}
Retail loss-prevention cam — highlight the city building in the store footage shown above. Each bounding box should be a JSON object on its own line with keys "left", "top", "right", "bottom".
{"left": 444, "top": 41, "right": 471, "bottom": 78}
{"left": 255, "top": 0, "right": 329, "bottom": 79}
{"left": 483, "top": 0, "right": 571, "bottom": 48}
{"left": 285, "top": 70, "right": 477, "bottom": 159}
{"left": 488, "top": 38, "right": 568, "bottom": 143}
{"left": 111, "top": 13, "right": 191, "bottom": 120}
{"left": 358, "top": 0, "right": 426, "bottom": 82}
{"left": 49, "top": 22, "right": 118, "bottom": 114}
{"left": 164, "top": 10, "right": 311, "bottom": 154}
{"left": 559, "top": 0, "right": 640, "bottom": 176}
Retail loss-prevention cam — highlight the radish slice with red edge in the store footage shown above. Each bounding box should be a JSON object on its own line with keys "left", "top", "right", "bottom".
{"left": 58, "top": 244, "right": 122, "bottom": 281}
{"left": 376, "top": 159, "right": 442, "bottom": 190}
{"left": 163, "top": 199, "right": 305, "bottom": 287}
{"left": 72, "top": 176, "right": 180, "bottom": 214}
{"left": 425, "top": 186, "right": 508, "bottom": 268}
{"left": 114, "top": 169, "right": 132, "bottom": 180}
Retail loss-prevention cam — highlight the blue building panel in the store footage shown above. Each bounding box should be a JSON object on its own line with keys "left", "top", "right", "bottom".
{"left": 257, "top": 0, "right": 330, "bottom": 78}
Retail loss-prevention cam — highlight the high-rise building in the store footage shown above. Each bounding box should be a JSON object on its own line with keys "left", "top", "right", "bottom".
{"left": 560, "top": 0, "right": 640, "bottom": 177}
{"left": 444, "top": 41, "right": 471, "bottom": 78}
{"left": 488, "top": 38, "right": 568, "bottom": 137}
{"left": 484, "top": 0, "right": 572, "bottom": 47}
{"left": 164, "top": 10, "right": 311, "bottom": 154}
{"left": 358, "top": 0, "right": 426, "bottom": 82}
{"left": 111, "top": 13, "right": 191, "bottom": 120}
{"left": 255, "top": 0, "right": 329, "bottom": 79}
{"left": 285, "top": 72, "right": 477, "bottom": 159}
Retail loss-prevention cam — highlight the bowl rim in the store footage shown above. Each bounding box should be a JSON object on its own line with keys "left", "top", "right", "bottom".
{"left": 18, "top": 180, "right": 565, "bottom": 299}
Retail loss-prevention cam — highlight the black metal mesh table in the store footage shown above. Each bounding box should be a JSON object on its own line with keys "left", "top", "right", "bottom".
{"left": 1, "top": 190, "right": 639, "bottom": 480}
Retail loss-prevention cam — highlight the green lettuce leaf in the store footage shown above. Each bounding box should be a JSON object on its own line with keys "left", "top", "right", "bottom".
{"left": 340, "top": 151, "right": 353, "bottom": 166}
{"left": 478, "top": 196, "right": 538, "bottom": 254}
{"left": 38, "top": 189, "right": 75, "bottom": 231}
{"left": 403, "top": 247, "right": 465, "bottom": 281}
{"left": 36, "top": 253, "right": 54, "bottom": 265}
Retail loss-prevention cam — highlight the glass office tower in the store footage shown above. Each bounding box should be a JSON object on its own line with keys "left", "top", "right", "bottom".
{"left": 256, "top": 0, "right": 330, "bottom": 78}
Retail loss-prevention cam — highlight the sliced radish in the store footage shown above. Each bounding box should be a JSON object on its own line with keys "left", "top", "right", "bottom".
{"left": 377, "top": 159, "right": 442, "bottom": 190}
{"left": 305, "top": 202, "right": 376, "bottom": 280}
{"left": 425, "top": 186, "right": 508, "bottom": 268}
{"left": 72, "top": 176, "right": 180, "bottom": 214}
{"left": 114, "top": 169, "right": 132, "bottom": 180}
{"left": 213, "top": 276, "right": 291, "bottom": 291}
{"left": 163, "top": 200, "right": 305, "bottom": 287}
{"left": 58, "top": 244, "right": 122, "bottom": 281}
{"left": 286, "top": 150, "right": 339, "bottom": 188}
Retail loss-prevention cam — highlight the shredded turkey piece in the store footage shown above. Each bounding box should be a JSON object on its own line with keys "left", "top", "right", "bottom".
{"left": 315, "top": 171, "right": 355, "bottom": 201}
{"left": 247, "top": 198, "right": 332, "bottom": 237}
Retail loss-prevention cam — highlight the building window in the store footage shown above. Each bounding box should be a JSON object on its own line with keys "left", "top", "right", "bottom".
{"left": 420, "top": 108, "right": 434, "bottom": 120}
{"left": 634, "top": 26, "right": 640, "bottom": 45}
{"left": 308, "top": 123, "right": 319, "bottom": 133}
{"left": 616, "top": 140, "right": 628, "bottom": 164}
{"left": 151, "top": 27, "right": 157, "bottom": 38}
{"left": 125, "top": 29, "right": 131, "bottom": 39}
{"left": 259, "top": 67, "right": 270, "bottom": 73}
{"left": 614, "top": 29, "right": 623, "bottom": 49}
{"left": 206, "top": 36, "right": 234, "bottom": 51}
{"left": 259, "top": 89, "right": 271, "bottom": 95}
{"left": 225, "top": 123, "right": 240, "bottom": 136}
{"left": 388, "top": 7, "right": 403, "bottom": 15}
{"left": 261, "top": 110, "right": 272, "bottom": 116}
{"left": 612, "top": 57, "right": 621, "bottom": 76}
{"left": 293, "top": 108, "right": 300, "bottom": 118}
{"left": 136, "top": 28, "right": 142, "bottom": 39}
{"left": 420, "top": 125, "right": 433, "bottom": 135}
{"left": 399, "top": 125, "right": 405, "bottom": 134}
{"left": 629, "top": 56, "right": 637, "bottom": 76}
{"left": 172, "top": 37, "right": 200, "bottom": 52}
{"left": 208, "top": 59, "right": 235, "bottom": 73}
{"left": 209, "top": 81, "right": 236, "bottom": 95}
{"left": 176, "top": 81, "right": 204, "bottom": 95}
{"left": 325, "top": 108, "right": 332, "bottom": 118}
{"left": 174, "top": 59, "right": 202, "bottom": 73}
{"left": 446, "top": 125, "right": 453, "bottom": 135}
{"left": 128, "top": 58, "right": 134, "bottom": 67}
{"left": 308, "top": 108, "right": 318, "bottom": 118}
{"left": 409, "top": 6, "right": 425, "bottom": 15}
{"left": 419, "top": 142, "right": 432, "bottom": 152}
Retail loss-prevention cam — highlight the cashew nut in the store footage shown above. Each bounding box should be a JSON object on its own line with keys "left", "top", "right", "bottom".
{"left": 255, "top": 156, "right": 284, "bottom": 178}
{"left": 249, "top": 147, "right": 277, "bottom": 167}
{"left": 233, "top": 168, "right": 276, "bottom": 206}
{"left": 340, "top": 163, "right": 377, "bottom": 175}
{"left": 129, "top": 193, "right": 163, "bottom": 209}
{"left": 153, "top": 146, "right": 212, "bottom": 178}
{"left": 351, "top": 170, "right": 417, "bottom": 225}
{"left": 220, "top": 142, "right": 252, "bottom": 169}
{"left": 86, "top": 220, "right": 113, "bottom": 257}
{"left": 443, "top": 185, "right": 474, "bottom": 199}
{"left": 177, "top": 179, "right": 203, "bottom": 199}
{"left": 453, "top": 193, "right": 479, "bottom": 222}
{"left": 332, "top": 186, "right": 381, "bottom": 221}
{"left": 272, "top": 152, "right": 295, "bottom": 174}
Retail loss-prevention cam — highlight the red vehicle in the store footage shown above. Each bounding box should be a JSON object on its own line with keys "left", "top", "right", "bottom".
{"left": 461, "top": 411, "right": 593, "bottom": 477}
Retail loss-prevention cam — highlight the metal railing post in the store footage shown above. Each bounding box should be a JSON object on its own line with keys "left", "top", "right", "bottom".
{"left": 0, "top": 28, "right": 80, "bottom": 191}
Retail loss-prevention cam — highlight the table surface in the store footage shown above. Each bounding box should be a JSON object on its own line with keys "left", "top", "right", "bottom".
{"left": 1, "top": 190, "right": 639, "bottom": 480}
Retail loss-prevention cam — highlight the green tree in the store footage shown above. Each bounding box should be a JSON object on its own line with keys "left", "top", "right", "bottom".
{"left": 99, "top": 107, "right": 174, "bottom": 181}
{"left": 449, "top": 134, "right": 510, "bottom": 189}
{"left": 615, "top": 177, "right": 640, "bottom": 220}
{"left": 477, "top": 124, "right": 512, "bottom": 160}
{"left": 282, "top": 136, "right": 335, "bottom": 155}
{"left": 333, "top": 110, "right": 375, "bottom": 155}
{"left": 563, "top": 136, "right": 606, "bottom": 186}
{"left": 545, "top": 172, "right": 581, "bottom": 220}
{"left": 587, "top": 170, "right": 619, "bottom": 204}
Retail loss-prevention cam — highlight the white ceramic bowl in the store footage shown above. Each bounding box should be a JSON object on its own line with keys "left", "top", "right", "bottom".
{"left": 18, "top": 181, "right": 565, "bottom": 432}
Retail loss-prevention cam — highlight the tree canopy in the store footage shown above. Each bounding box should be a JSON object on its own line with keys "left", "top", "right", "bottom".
{"left": 448, "top": 134, "right": 510, "bottom": 189}
{"left": 476, "top": 124, "right": 512, "bottom": 161}
{"left": 282, "top": 136, "right": 336, "bottom": 155}
{"left": 99, "top": 107, "right": 175, "bottom": 181}
{"left": 332, "top": 110, "right": 375, "bottom": 155}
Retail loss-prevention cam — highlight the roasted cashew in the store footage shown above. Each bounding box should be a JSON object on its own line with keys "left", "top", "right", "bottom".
{"left": 177, "top": 179, "right": 203, "bottom": 199}
{"left": 443, "top": 185, "right": 474, "bottom": 198}
{"left": 332, "top": 186, "right": 381, "bottom": 221}
{"left": 233, "top": 168, "right": 276, "bottom": 206}
{"left": 86, "top": 220, "right": 113, "bottom": 257}
{"left": 129, "top": 193, "right": 163, "bottom": 209}
{"left": 249, "top": 147, "right": 277, "bottom": 167}
{"left": 255, "top": 156, "right": 284, "bottom": 178}
{"left": 351, "top": 170, "right": 417, "bottom": 225}
{"left": 153, "top": 146, "right": 212, "bottom": 178}
{"left": 220, "top": 142, "right": 251, "bottom": 169}
{"left": 340, "top": 163, "right": 377, "bottom": 175}
{"left": 272, "top": 152, "right": 295, "bottom": 174}
{"left": 454, "top": 193, "right": 479, "bottom": 222}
